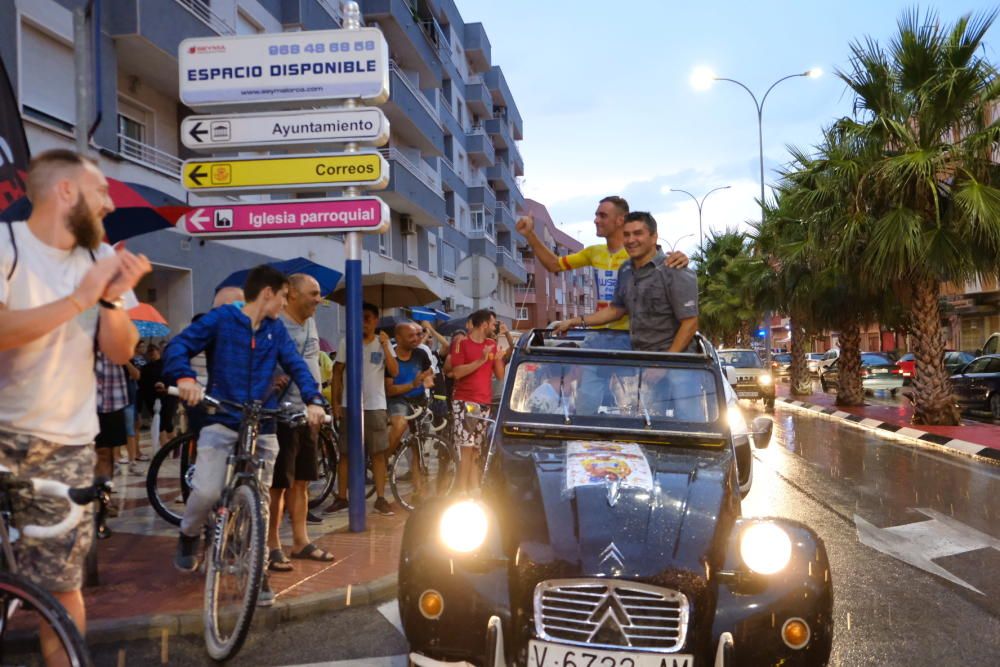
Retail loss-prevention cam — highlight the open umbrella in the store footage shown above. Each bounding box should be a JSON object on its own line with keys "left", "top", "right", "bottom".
{"left": 129, "top": 303, "right": 170, "bottom": 338}
{"left": 216, "top": 257, "right": 343, "bottom": 297}
{"left": 330, "top": 272, "right": 440, "bottom": 308}
{"left": 0, "top": 178, "right": 189, "bottom": 244}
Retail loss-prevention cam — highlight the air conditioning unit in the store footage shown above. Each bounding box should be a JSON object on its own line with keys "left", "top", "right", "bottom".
{"left": 400, "top": 215, "right": 416, "bottom": 235}
{"left": 443, "top": 296, "right": 456, "bottom": 312}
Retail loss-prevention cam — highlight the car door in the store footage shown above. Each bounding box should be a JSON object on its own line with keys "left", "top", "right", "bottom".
{"left": 952, "top": 357, "right": 991, "bottom": 407}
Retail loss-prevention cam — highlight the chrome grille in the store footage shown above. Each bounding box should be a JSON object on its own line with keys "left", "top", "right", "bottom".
{"left": 533, "top": 579, "right": 689, "bottom": 653}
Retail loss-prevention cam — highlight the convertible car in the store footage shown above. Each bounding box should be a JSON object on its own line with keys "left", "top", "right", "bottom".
{"left": 399, "top": 330, "right": 833, "bottom": 667}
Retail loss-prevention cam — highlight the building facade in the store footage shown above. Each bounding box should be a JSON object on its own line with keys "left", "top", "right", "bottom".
{"left": 514, "top": 198, "right": 593, "bottom": 330}
{"left": 1, "top": 0, "right": 528, "bottom": 338}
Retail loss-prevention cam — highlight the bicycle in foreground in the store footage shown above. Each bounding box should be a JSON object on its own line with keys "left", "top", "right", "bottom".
{"left": 0, "top": 466, "right": 111, "bottom": 667}
{"left": 388, "top": 392, "right": 457, "bottom": 511}
{"left": 166, "top": 387, "right": 330, "bottom": 661}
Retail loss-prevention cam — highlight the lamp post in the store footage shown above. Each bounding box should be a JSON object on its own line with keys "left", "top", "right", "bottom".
{"left": 669, "top": 185, "right": 731, "bottom": 252}
{"left": 690, "top": 66, "right": 821, "bottom": 365}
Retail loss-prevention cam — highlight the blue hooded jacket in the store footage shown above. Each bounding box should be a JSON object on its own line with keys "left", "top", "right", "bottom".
{"left": 163, "top": 304, "right": 324, "bottom": 432}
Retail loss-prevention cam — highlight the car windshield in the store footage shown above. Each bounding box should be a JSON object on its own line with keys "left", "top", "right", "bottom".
{"left": 899, "top": 353, "right": 915, "bottom": 362}
{"left": 719, "top": 351, "right": 763, "bottom": 368}
{"left": 861, "top": 353, "right": 892, "bottom": 366}
{"left": 508, "top": 360, "right": 721, "bottom": 425}
{"left": 807, "top": 353, "right": 824, "bottom": 360}
{"left": 774, "top": 354, "right": 792, "bottom": 362}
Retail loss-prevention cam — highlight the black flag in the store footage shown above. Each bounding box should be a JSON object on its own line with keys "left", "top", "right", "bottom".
{"left": 0, "top": 54, "right": 30, "bottom": 210}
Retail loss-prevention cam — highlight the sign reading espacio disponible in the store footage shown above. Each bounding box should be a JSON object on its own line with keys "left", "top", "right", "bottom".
{"left": 181, "top": 197, "right": 391, "bottom": 238}
{"left": 179, "top": 27, "right": 389, "bottom": 108}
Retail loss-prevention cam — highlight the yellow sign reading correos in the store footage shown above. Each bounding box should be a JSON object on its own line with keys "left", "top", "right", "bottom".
{"left": 181, "top": 151, "right": 389, "bottom": 194}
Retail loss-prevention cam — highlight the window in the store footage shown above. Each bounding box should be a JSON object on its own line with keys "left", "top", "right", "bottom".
{"left": 516, "top": 307, "right": 528, "bottom": 321}
{"left": 443, "top": 242, "right": 457, "bottom": 281}
{"left": 428, "top": 234, "right": 438, "bottom": 275}
{"left": 236, "top": 10, "right": 263, "bottom": 34}
{"left": 379, "top": 226, "right": 391, "bottom": 258}
{"left": 20, "top": 22, "right": 75, "bottom": 126}
{"left": 406, "top": 230, "right": 418, "bottom": 267}
{"left": 118, "top": 113, "right": 146, "bottom": 144}
{"left": 471, "top": 208, "right": 485, "bottom": 233}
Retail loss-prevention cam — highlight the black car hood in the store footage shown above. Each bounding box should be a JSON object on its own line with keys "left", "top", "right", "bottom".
{"left": 497, "top": 439, "right": 740, "bottom": 581}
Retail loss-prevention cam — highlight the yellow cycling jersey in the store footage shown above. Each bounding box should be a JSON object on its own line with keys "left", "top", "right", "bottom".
{"left": 557, "top": 244, "right": 629, "bottom": 330}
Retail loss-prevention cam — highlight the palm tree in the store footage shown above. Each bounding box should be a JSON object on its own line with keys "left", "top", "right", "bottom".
{"left": 837, "top": 8, "right": 1000, "bottom": 424}
{"left": 695, "top": 230, "right": 757, "bottom": 346}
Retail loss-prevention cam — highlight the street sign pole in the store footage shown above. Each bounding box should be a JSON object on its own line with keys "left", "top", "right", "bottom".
{"left": 343, "top": 1, "right": 366, "bottom": 534}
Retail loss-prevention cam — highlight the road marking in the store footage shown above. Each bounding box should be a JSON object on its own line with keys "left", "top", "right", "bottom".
{"left": 377, "top": 599, "right": 404, "bottom": 636}
{"left": 854, "top": 508, "right": 1000, "bottom": 594}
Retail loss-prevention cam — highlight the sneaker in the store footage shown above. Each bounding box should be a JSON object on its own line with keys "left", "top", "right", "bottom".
{"left": 257, "top": 575, "right": 275, "bottom": 608}
{"left": 373, "top": 497, "right": 395, "bottom": 516}
{"left": 174, "top": 533, "right": 200, "bottom": 572}
{"left": 306, "top": 511, "right": 323, "bottom": 525}
{"left": 323, "top": 497, "right": 349, "bottom": 514}
{"left": 117, "top": 455, "right": 129, "bottom": 465}
{"left": 128, "top": 463, "right": 145, "bottom": 475}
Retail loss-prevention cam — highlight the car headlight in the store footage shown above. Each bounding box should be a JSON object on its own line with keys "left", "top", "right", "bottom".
{"left": 758, "top": 374, "right": 773, "bottom": 386}
{"left": 740, "top": 522, "right": 792, "bottom": 574}
{"left": 439, "top": 500, "right": 488, "bottom": 553}
{"left": 727, "top": 405, "right": 748, "bottom": 435}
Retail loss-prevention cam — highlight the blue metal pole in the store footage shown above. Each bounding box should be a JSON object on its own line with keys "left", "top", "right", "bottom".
{"left": 345, "top": 237, "right": 365, "bottom": 532}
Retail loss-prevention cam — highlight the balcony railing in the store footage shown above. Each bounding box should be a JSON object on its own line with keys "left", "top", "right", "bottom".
{"left": 174, "top": 0, "right": 234, "bottom": 35}
{"left": 118, "top": 134, "right": 183, "bottom": 178}
{"left": 438, "top": 89, "right": 453, "bottom": 118}
{"left": 516, "top": 287, "right": 536, "bottom": 295}
{"left": 390, "top": 60, "right": 441, "bottom": 127}
{"left": 470, "top": 219, "right": 496, "bottom": 241}
{"left": 379, "top": 148, "right": 444, "bottom": 197}
{"left": 498, "top": 246, "right": 524, "bottom": 267}
{"left": 315, "top": 0, "right": 344, "bottom": 24}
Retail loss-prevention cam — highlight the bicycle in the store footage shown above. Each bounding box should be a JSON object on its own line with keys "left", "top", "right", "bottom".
{"left": 0, "top": 466, "right": 111, "bottom": 667}
{"left": 166, "top": 387, "right": 329, "bottom": 661}
{"left": 388, "top": 393, "right": 457, "bottom": 512}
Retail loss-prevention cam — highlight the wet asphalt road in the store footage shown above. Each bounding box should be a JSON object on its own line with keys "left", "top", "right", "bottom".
{"left": 90, "top": 404, "right": 1000, "bottom": 667}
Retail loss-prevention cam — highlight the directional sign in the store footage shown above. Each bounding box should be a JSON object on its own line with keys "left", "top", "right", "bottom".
{"left": 181, "top": 152, "right": 389, "bottom": 194}
{"left": 180, "top": 197, "right": 390, "bottom": 238}
{"left": 179, "top": 28, "right": 389, "bottom": 109}
{"left": 181, "top": 108, "right": 389, "bottom": 152}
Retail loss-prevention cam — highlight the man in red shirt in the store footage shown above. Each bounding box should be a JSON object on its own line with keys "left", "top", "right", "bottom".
{"left": 444, "top": 309, "right": 504, "bottom": 494}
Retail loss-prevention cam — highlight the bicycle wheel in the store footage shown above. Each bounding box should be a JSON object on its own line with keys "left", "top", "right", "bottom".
{"left": 390, "top": 436, "right": 456, "bottom": 511}
{"left": 146, "top": 431, "right": 197, "bottom": 526}
{"left": 203, "top": 483, "right": 264, "bottom": 661}
{"left": 0, "top": 571, "right": 92, "bottom": 667}
{"left": 308, "top": 427, "right": 339, "bottom": 509}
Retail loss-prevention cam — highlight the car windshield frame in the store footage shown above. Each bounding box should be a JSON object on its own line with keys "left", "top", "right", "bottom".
{"left": 718, "top": 350, "right": 764, "bottom": 368}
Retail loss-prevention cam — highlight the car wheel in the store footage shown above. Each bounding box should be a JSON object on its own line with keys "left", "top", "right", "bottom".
{"left": 991, "top": 394, "right": 1000, "bottom": 420}
{"left": 890, "top": 388, "right": 899, "bottom": 398}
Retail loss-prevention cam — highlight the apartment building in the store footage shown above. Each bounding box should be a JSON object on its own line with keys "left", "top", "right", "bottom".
{"left": 0, "top": 0, "right": 528, "bottom": 337}
{"left": 513, "top": 199, "right": 593, "bottom": 330}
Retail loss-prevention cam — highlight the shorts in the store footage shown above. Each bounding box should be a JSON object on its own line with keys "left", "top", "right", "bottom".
{"left": 387, "top": 396, "right": 423, "bottom": 418}
{"left": 145, "top": 395, "right": 177, "bottom": 433}
{"left": 451, "top": 400, "right": 492, "bottom": 450}
{"left": 272, "top": 422, "right": 319, "bottom": 488}
{"left": 0, "top": 430, "right": 95, "bottom": 592}
{"left": 95, "top": 409, "right": 127, "bottom": 448}
{"left": 338, "top": 409, "right": 388, "bottom": 456}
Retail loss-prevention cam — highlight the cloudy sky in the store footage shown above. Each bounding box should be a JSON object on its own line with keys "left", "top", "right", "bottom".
{"left": 461, "top": 1, "right": 1000, "bottom": 255}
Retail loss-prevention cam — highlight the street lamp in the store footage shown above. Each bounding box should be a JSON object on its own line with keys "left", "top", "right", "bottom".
{"left": 691, "top": 65, "right": 821, "bottom": 365}
{"left": 669, "top": 185, "right": 731, "bottom": 252}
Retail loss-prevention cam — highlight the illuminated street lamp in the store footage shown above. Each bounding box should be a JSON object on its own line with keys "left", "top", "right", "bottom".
{"left": 669, "top": 185, "right": 731, "bottom": 252}
{"left": 691, "top": 66, "right": 821, "bottom": 364}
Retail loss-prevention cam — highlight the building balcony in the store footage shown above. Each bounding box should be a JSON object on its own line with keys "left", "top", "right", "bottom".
{"left": 495, "top": 201, "right": 516, "bottom": 233}
{"left": 510, "top": 143, "right": 524, "bottom": 177}
{"left": 385, "top": 62, "right": 443, "bottom": 155}
{"left": 484, "top": 117, "right": 515, "bottom": 150}
{"left": 437, "top": 90, "right": 464, "bottom": 139}
{"left": 497, "top": 246, "right": 528, "bottom": 284}
{"left": 469, "top": 236, "right": 497, "bottom": 263}
{"left": 378, "top": 148, "right": 446, "bottom": 228}
{"left": 463, "top": 22, "right": 491, "bottom": 72}
{"left": 468, "top": 183, "right": 497, "bottom": 212}
{"left": 484, "top": 66, "right": 524, "bottom": 140}
{"left": 465, "top": 127, "right": 495, "bottom": 167}
{"left": 363, "top": 0, "right": 443, "bottom": 87}
{"left": 439, "top": 157, "right": 465, "bottom": 197}
{"left": 464, "top": 78, "right": 493, "bottom": 118}
{"left": 516, "top": 287, "right": 537, "bottom": 304}
{"left": 118, "top": 133, "right": 182, "bottom": 179}
{"left": 487, "top": 160, "right": 516, "bottom": 196}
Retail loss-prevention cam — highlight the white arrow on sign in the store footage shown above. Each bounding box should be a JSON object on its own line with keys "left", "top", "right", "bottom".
{"left": 855, "top": 507, "right": 1000, "bottom": 594}
{"left": 186, "top": 208, "right": 209, "bottom": 231}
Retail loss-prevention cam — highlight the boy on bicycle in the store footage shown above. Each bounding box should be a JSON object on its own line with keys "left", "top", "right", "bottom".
{"left": 163, "top": 265, "right": 327, "bottom": 605}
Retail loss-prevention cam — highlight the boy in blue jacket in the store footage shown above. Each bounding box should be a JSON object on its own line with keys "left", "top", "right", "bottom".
{"left": 163, "top": 265, "right": 327, "bottom": 605}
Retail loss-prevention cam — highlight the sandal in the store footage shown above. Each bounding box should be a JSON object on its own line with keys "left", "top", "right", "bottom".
{"left": 290, "top": 543, "right": 336, "bottom": 562}
{"left": 268, "top": 548, "right": 294, "bottom": 572}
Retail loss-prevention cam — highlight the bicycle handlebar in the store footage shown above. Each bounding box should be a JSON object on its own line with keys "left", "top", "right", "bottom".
{"left": 167, "top": 386, "right": 332, "bottom": 424}
{"left": 0, "top": 466, "right": 111, "bottom": 539}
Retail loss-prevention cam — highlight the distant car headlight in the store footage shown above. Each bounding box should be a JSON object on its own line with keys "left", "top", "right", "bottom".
{"left": 439, "top": 500, "right": 488, "bottom": 553}
{"left": 740, "top": 522, "right": 792, "bottom": 574}
{"left": 758, "top": 374, "right": 773, "bottom": 386}
{"left": 727, "top": 405, "right": 748, "bottom": 435}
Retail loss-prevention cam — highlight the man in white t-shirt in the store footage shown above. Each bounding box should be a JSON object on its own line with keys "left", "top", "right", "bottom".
{"left": 0, "top": 149, "right": 150, "bottom": 659}
{"left": 326, "top": 302, "right": 398, "bottom": 515}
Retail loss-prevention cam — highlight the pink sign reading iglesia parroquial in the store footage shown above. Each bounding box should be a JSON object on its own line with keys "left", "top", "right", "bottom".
{"left": 181, "top": 197, "right": 390, "bottom": 237}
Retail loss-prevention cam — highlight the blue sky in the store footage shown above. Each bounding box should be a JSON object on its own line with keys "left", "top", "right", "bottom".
{"left": 461, "top": 1, "right": 1000, "bottom": 254}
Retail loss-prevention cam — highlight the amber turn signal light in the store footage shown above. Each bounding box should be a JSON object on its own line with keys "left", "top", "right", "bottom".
{"left": 419, "top": 590, "right": 444, "bottom": 619}
{"left": 781, "top": 617, "right": 810, "bottom": 649}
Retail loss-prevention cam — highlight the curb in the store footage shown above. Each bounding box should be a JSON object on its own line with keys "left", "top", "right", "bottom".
{"left": 776, "top": 397, "right": 1000, "bottom": 465}
{"left": 86, "top": 572, "right": 399, "bottom": 646}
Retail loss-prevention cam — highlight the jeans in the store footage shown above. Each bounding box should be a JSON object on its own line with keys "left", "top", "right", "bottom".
{"left": 180, "top": 424, "right": 278, "bottom": 538}
{"left": 576, "top": 330, "right": 632, "bottom": 414}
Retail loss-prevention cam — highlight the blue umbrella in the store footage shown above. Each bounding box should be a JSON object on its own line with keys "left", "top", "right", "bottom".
{"left": 134, "top": 320, "right": 170, "bottom": 338}
{"left": 215, "top": 257, "right": 343, "bottom": 297}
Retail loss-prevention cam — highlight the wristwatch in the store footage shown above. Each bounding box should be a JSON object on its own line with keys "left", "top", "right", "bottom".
{"left": 98, "top": 297, "right": 125, "bottom": 310}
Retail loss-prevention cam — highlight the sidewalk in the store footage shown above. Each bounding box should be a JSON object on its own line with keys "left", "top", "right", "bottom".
{"left": 85, "top": 447, "right": 406, "bottom": 645}
{"left": 774, "top": 383, "right": 1000, "bottom": 462}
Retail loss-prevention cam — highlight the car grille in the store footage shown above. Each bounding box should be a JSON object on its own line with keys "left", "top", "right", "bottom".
{"left": 736, "top": 376, "right": 757, "bottom": 384}
{"left": 533, "top": 579, "right": 689, "bottom": 653}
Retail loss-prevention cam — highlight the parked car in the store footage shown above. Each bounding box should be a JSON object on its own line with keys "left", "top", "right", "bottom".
{"left": 717, "top": 348, "right": 775, "bottom": 412}
{"left": 806, "top": 353, "right": 825, "bottom": 375}
{"left": 820, "top": 352, "right": 904, "bottom": 395}
{"left": 949, "top": 354, "right": 1000, "bottom": 419}
{"left": 817, "top": 347, "right": 840, "bottom": 373}
{"left": 896, "top": 351, "right": 976, "bottom": 385}
{"left": 399, "top": 329, "right": 833, "bottom": 667}
{"left": 771, "top": 352, "right": 793, "bottom": 378}
{"left": 982, "top": 332, "right": 1000, "bottom": 356}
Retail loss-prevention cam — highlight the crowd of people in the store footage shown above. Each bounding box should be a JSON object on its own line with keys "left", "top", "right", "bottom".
{"left": 0, "top": 149, "right": 701, "bottom": 665}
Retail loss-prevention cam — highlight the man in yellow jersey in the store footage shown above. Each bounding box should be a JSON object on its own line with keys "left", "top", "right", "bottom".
{"left": 515, "top": 196, "right": 688, "bottom": 411}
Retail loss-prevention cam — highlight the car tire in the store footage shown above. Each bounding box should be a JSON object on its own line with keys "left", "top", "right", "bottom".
{"left": 890, "top": 388, "right": 899, "bottom": 398}
{"left": 991, "top": 393, "right": 1000, "bottom": 420}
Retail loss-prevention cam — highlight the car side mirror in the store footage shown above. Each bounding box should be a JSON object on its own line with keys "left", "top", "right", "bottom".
{"left": 725, "top": 366, "right": 738, "bottom": 386}
{"left": 751, "top": 416, "right": 772, "bottom": 449}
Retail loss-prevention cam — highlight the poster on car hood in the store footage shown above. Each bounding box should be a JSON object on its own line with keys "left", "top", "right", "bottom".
{"left": 565, "top": 441, "right": 653, "bottom": 492}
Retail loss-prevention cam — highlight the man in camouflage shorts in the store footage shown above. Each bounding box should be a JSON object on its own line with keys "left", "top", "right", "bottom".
{"left": 0, "top": 150, "right": 149, "bottom": 662}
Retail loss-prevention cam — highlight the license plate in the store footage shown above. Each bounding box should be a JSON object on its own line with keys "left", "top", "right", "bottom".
{"left": 527, "top": 640, "right": 692, "bottom": 667}
{"left": 736, "top": 391, "right": 758, "bottom": 398}
{"left": 872, "top": 370, "right": 889, "bottom": 375}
